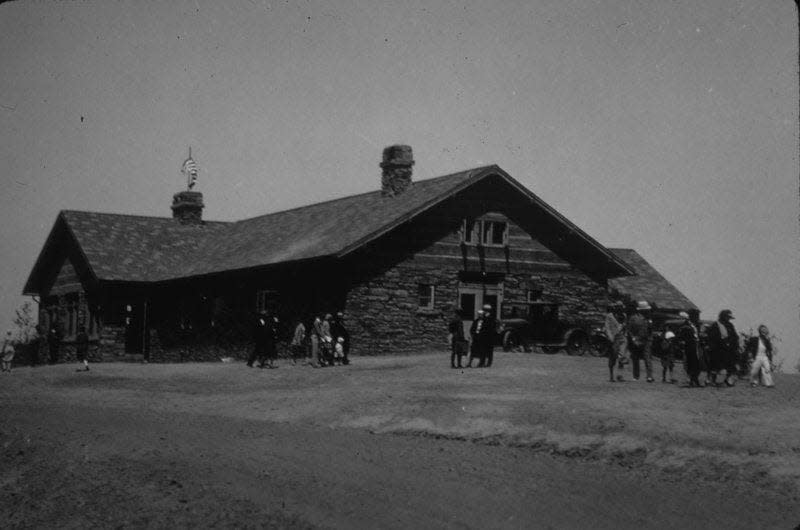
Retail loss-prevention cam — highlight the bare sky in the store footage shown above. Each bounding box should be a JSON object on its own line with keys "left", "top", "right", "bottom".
{"left": 1, "top": 1, "right": 797, "bottom": 367}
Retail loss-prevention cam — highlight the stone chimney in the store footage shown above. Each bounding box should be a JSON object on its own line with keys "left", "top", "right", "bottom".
{"left": 380, "top": 145, "right": 414, "bottom": 197}
{"left": 171, "top": 190, "right": 204, "bottom": 224}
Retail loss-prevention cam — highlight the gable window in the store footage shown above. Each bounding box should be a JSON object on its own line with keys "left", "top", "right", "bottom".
{"left": 483, "top": 220, "right": 508, "bottom": 246}
{"left": 461, "top": 219, "right": 480, "bottom": 244}
{"left": 461, "top": 219, "right": 508, "bottom": 247}
{"left": 417, "top": 283, "right": 435, "bottom": 309}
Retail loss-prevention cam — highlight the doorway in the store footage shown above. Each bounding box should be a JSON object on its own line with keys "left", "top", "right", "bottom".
{"left": 458, "top": 283, "right": 503, "bottom": 336}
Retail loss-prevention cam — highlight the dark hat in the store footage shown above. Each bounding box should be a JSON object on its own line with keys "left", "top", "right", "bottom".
{"left": 719, "top": 309, "right": 734, "bottom": 320}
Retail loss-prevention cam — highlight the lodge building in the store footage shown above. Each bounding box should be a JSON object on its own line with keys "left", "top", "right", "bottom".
{"left": 23, "top": 146, "right": 698, "bottom": 362}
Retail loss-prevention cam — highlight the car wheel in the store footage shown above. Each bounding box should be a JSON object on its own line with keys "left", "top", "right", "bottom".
{"left": 502, "top": 331, "right": 519, "bottom": 352}
{"left": 566, "top": 333, "right": 587, "bottom": 356}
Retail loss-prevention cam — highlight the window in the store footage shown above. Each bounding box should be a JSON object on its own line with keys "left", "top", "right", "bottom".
{"left": 461, "top": 219, "right": 479, "bottom": 244}
{"left": 527, "top": 287, "right": 543, "bottom": 302}
{"left": 87, "top": 303, "right": 101, "bottom": 337}
{"left": 461, "top": 219, "right": 507, "bottom": 246}
{"left": 417, "top": 284, "right": 435, "bottom": 309}
{"left": 65, "top": 294, "right": 79, "bottom": 337}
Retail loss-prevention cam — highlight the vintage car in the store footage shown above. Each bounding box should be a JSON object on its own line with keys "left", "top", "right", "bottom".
{"left": 498, "top": 302, "right": 605, "bottom": 356}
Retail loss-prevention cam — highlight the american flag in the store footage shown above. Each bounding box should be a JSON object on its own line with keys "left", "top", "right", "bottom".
{"left": 181, "top": 157, "right": 198, "bottom": 177}
{"left": 181, "top": 150, "right": 199, "bottom": 189}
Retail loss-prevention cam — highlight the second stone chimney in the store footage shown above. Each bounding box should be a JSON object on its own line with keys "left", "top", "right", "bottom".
{"left": 380, "top": 145, "right": 414, "bottom": 197}
{"left": 171, "top": 190, "right": 204, "bottom": 225}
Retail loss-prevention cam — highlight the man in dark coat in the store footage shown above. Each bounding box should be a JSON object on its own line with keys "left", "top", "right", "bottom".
{"left": 706, "top": 309, "right": 739, "bottom": 386}
{"left": 478, "top": 304, "right": 497, "bottom": 368}
{"left": 467, "top": 310, "right": 484, "bottom": 368}
{"left": 264, "top": 315, "right": 279, "bottom": 369}
{"left": 627, "top": 301, "right": 655, "bottom": 382}
{"left": 676, "top": 311, "right": 701, "bottom": 387}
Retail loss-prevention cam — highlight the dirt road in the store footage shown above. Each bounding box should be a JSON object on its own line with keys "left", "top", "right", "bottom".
{"left": 2, "top": 353, "right": 799, "bottom": 528}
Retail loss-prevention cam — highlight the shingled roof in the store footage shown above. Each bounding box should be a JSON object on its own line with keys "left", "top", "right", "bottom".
{"left": 24, "top": 165, "right": 637, "bottom": 294}
{"left": 608, "top": 248, "right": 698, "bottom": 311}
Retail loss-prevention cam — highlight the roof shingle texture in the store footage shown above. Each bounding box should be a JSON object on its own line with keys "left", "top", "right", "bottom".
{"left": 608, "top": 248, "right": 698, "bottom": 311}
{"left": 64, "top": 168, "right": 484, "bottom": 282}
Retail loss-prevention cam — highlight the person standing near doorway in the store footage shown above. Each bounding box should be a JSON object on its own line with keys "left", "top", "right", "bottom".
{"left": 467, "top": 310, "right": 485, "bottom": 368}
{"left": 247, "top": 310, "right": 269, "bottom": 368}
{"left": 480, "top": 304, "right": 497, "bottom": 368}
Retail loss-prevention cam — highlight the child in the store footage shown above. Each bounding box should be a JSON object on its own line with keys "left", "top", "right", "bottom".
{"left": 334, "top": 337, "right": 345, "bottom": 365}
{"left": 1, "top": 331, "right": 15, "bottom": 372}
{"left": 660, "top": 331, "right": 677, "bottom": 383}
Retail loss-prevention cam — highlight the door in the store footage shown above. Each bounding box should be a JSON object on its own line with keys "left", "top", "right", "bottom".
{"left": 458, "top": 283, "right": 503, "bottom": 337}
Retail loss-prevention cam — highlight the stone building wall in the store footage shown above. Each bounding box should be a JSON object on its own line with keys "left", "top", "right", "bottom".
{"left": 342, "top": 210, "right": 612, "bottom": 355}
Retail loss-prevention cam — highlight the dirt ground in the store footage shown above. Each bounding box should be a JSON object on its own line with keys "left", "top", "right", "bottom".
{"left": 2, "top": 352, "right": 799, "bottom": 529}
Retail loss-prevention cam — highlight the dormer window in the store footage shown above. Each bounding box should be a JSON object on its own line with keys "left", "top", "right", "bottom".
{"left": 461, "top": 219, "right": 508, "bottom": 247}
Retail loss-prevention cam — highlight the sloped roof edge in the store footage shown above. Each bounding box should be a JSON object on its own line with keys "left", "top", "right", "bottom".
{"left": 22, "top": 211, "right": 99, "bottom": 296}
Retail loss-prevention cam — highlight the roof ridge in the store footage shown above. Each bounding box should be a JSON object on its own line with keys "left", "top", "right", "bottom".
{"left": 234, "top": 165, "right": 493, "bottom": 225}
{"left": 61, "top": 209, "right": 231, "bottom": 225}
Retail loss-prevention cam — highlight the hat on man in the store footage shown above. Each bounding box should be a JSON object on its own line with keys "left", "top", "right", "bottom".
{"left": 678, "top": 311, "right": 689, "bottom": 319}
{"left": 476, "top": 310, "right": 485, "bottom": 316}
{"left": 636, "top": 300, "right": 651, "bottom": 311}
{"left": 482, "top": 304, "right": 492, "bottom": 311}
{"left": 719, "top": 309, "right": 734, "bottom": 320}
{"left": 664, "top": 331, "right": 675, "bottom": 340}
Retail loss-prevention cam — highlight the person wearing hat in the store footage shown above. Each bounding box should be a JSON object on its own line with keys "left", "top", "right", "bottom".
{"left": 321, "top": 313, "right": 334, "bottom": 367}
{"left": 604, "top": 302, "right": 627, "bottom": 382}
{"left": 1, "top": 331, "right": 15, "bottom": 373}
{"left": 626, "top": 301, "right": 655, "bottom": 382}
{"left": 466, "top": 309, "right": 485, "bottom": 368}
{"left": 706, "top": 309, "right": 739, "bottom": 386}
{"left": 309, "top": 314, "right": 325, "bottom": 367}
{"left": 658, "top": 331, "right": 678, "bottom": 383}
{"left": 746, "top": 324, "right": 775, "bottom": 388}
{"left": 479, "top": 304, "right": 498, "bottom": 368}
{"left": 676, "top": 311, "right": 702, "bottom": 387}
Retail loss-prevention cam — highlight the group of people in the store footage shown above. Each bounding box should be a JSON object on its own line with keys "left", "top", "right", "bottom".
{"left": 248, "top": 311, "right": 350, "bottom": 369}
{"left": 1, "top": 324, "right": 91, "bottom": 374}
{"left": 447, "top": 304, "right": 497, "bottom": 369}
{"left": 605, "top": 301, "right": 775, "bottom": 388}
